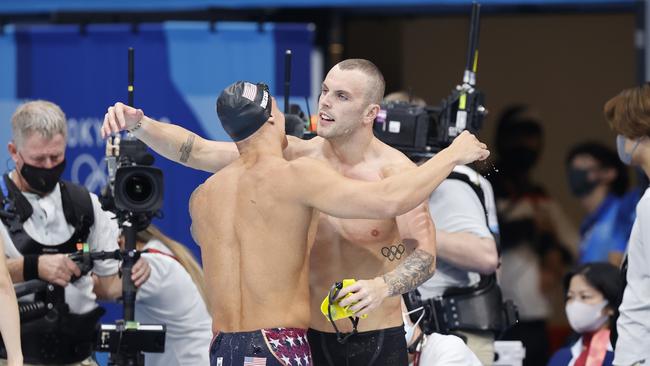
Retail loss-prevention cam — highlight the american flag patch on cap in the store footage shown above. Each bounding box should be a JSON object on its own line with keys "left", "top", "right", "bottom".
{"left": 242, "top": 82, "right": 258, "bottom": 102}
{"left": 243, "top": 356, "right": 266, "bottom": 365}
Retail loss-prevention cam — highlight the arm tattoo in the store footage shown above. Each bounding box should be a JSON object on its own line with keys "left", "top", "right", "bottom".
{"left": 179, "top": 134, "right": 196, "bottom": 163}
{"left": 382, "top": 248, "right": 435, "bottom": 297}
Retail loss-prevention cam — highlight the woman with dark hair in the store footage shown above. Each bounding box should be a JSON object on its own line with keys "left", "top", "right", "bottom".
{"left": 566, "top": 142, "right": 632, "bottom": 266}
{"left": 547, "top": 262, "right": 622, "bottom": 366}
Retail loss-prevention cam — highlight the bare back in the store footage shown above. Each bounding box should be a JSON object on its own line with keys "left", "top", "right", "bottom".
{"left": 190, "top": 155, "right": 319, "bottom": 333}
{"left": 286, "top": 136, "right": 420, "bottom": 332}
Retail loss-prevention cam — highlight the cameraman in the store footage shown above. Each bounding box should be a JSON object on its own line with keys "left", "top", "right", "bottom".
{"left": 0, "top": 101, "right": 150, "bottom": 366}
{"left": 384, "top": 92, "right": 500, "bottom": 365}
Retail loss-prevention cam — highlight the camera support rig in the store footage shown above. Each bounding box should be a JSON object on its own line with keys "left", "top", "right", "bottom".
{"left": 439, "top": 2, "right": 487, "bottom": 144}
{"left": 100, "top": 47, "right": 166, "bottom": 366}
{"left": 12, "top": 244, "right": 166, "bottom": 366}
{"left": 373, "top": 3, "right": 488, "bottom": 158}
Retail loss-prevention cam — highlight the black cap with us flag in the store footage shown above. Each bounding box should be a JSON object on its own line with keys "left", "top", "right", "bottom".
{"left": 216, "top": 81, "right": 272, "bottom": 142}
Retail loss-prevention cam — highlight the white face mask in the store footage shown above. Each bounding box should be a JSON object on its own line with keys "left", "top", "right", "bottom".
{"left": 402, "top": 306, "right": 425, "bottom": 344}
{"left": 565, "top": 300, "right": 609, "bottom": 334}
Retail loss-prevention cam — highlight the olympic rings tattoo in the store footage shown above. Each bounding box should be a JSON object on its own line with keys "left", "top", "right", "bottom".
{"left": 381, "top": 244, "right": 406, "bottom": 261}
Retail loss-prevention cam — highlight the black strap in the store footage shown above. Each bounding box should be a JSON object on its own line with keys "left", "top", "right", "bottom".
{"left": 443, "top": 171, "right": 498, "bottom": 289}
{"left": 22, "top": 255, "right": 40, "bottom": 281}
{"left": 1, "top": 173, "right": 33, "bottom": 223}
{"left": 326, "top": 282, "right": 360, "bottom": 344}
{"left": 60, "top": 180, "right": 94, "bottom": 243}
{"left": 446, "top": 170, "right": 501, "bottom": 256}
{"left": 447, "top": 171, "right": 487, "bottom": 224}
{"left": 611, "top": 254, "right": 629, "bottom": 349}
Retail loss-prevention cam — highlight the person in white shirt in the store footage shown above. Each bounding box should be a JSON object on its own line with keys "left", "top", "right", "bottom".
{"left": 0, "top": 100, "right": 149, "bottom": 366}
{"left": 117, "top": 225, "right": 212, "bottom": 366}
{"left": 401, "top": 300, "right": 482, "bottom": 366}
{"left": 603, "top": 84, "right": 650, "bottom": 366}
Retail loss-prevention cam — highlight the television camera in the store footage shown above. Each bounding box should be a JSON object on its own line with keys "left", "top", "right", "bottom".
{"left": 373, "top": 3, "right": 488, "bottom": 159}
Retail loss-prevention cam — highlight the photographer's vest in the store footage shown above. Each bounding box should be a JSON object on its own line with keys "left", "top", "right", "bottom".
{"left": 0, "top": 174, "right": 94, "bottom": 255}
{"left": 0, "top": 173, "right": 103, "bottom": 364}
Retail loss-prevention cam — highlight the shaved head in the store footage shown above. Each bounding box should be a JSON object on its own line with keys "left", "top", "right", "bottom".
{"left": 335, "top": 59, "right": 385, "bottom": 105}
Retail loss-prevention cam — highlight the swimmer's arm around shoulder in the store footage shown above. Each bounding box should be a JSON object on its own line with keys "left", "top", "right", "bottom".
{"left": 288, "top": 150, "right": 461, "bottom": 220}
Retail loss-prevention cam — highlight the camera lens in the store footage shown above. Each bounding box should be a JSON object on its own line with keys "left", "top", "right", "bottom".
{"left": 125, "top": 174, "right": 153, "bottom": 203}
{"left": 114, "top": 165, "right": 164, "bottom": 213}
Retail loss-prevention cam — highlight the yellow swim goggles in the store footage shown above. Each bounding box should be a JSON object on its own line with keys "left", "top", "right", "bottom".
{"left": 320, "top": 279, "right": 368, "bottom": 344}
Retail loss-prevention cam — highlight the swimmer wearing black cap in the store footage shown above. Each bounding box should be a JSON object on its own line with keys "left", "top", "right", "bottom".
{"left": 184, "top": 80, "right": 489, "bottom": 366}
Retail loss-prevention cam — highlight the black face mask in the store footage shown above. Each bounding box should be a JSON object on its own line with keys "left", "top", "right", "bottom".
{"left": 501, "top": 146, "right": 540, "bottom": 172}
{"left": 19, "top": 158, "right": 66, "bottom": 194}
{"left": 567, "top": 168, "right": 599, "bottom": 198}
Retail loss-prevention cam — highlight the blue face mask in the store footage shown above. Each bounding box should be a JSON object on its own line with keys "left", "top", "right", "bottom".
{"left": 617, "top": 134, "right": 642, "bottom": 165}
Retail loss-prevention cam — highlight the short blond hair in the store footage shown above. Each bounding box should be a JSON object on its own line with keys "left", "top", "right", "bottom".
{"left": 604, "top": 84, "right": 650, "bottom": 138}
{"left": 336, "top": 59, "right": 385, "bottom": 105}
{"left": 11, "top": 100, "right": 67, "bottom": 148}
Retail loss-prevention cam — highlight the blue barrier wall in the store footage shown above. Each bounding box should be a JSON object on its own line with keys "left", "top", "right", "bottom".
{"left": 0, "top": 22, "right": 313, "bottom": 351}
{"left": 0, "top": 21, "right": 313, "bottom": 256}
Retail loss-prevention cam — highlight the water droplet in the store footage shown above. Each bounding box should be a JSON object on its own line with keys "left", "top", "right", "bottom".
{"left": 481, "top": 162, "right": 499, "bottom": 179}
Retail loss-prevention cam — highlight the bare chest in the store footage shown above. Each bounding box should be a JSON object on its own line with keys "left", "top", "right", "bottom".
{"left": 316, "top": 160, "right": 400, "bottom": 246}
{"left": 316, "top": 214, "right": 398, "bottom": 246}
